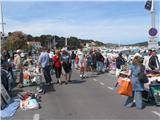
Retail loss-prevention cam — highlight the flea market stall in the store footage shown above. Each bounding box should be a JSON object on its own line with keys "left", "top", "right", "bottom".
{"left": 118, "top": 67, "right": 160, "bottom": 106}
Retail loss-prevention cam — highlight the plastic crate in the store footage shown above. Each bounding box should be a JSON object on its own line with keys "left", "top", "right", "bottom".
{"left": 150, "top": 85, "right": 160, "bottom": 106}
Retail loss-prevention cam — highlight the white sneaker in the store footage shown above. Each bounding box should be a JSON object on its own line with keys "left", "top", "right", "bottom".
{"left": 38, "top": 88, "right": 43, "bottom": 93}
{"left": 36, "top": 87, "right": 40, "bottom": 91}
{"left": 84, "top": 74, "right": 87, "bottom": 78}
{"left": 80, "top": 74, "right": 83, "bottom": 78}
{"left": 58, "top": 79, "right": 62, "bottom": 84}
{"left": 50, "top": 81, "right": 54, "bottom": 84}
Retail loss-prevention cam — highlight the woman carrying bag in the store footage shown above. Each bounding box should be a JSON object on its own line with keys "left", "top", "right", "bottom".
{"left": 124, "top": 54, "right": 146, "bottom": 110}
{"left": 61, "top": 49, "right": 72, "bottom": 84}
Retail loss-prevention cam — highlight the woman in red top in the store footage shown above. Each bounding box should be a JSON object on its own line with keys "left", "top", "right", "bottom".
{"left": 53, "top": 50, "right": 62, "bottom": 84}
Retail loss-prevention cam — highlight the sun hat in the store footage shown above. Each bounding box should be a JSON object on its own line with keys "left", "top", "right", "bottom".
{"left": 133, "top": 53, "right": 142, "bottom": 58}
{"left": 16, "top": 49, "right": 21, "bottom": 53}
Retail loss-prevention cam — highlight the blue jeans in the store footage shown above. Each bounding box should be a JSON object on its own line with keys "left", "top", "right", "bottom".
{"left": 71, "top": 60, "right": 75, "bottom": 69}
{"left": 42, "top": 66, "right": 52, "bottom": 83}
{"left": 124, "top": 91, "right": 143, "bottom": 109}
{"left": 96, "top": 61, "right": 103, "bottom": 72}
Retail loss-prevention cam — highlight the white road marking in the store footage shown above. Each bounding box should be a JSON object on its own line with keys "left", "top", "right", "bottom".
{"left": 100, "top": 82, "right": 105, "bottom": 85}
{"left": 151, "top": 111, "right": 160, "bottom": 117}
{"left": 33, "top": 114, "right": 40, "bottom": 120}
{"left": 93, "top": 78, "right": 97, "bottom": 81}
{"left": 108, "top": 87, "right": 114, "bottom": 90}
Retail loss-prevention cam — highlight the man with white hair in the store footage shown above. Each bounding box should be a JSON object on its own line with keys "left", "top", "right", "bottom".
{"left": 14, "top": 49, "right": 23, "bottom": 87}
{"left": 149, "top": 49, "right": 160, "bottom": 70}
{"left": 38, "top": 47, "right": 53, "bottom": 85}
{"left": 143, "top": 49, "right": 152, "bottom": 70}
{"left": 77, "top": 48, "right": 86, "bottom": 78}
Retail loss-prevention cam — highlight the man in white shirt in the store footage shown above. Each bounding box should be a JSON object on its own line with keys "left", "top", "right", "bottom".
{"left": 39, "top": 48, "right": 53, "bottom": 85}
{"left": 143, "top": 49, "right": 152, "bottom": 70}
{"left": 77, "top": 48, "right": 86, "bottom": 78}
{"left": 149, "top": 50, "right": 160, "bottom": 70}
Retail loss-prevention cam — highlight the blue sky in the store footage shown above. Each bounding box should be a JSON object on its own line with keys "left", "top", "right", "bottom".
{"left": 2, "top": 1, "right": 160, "bottom": 44}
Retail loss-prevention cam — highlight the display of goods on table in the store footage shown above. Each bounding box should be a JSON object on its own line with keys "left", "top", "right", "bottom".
{"left": 22, "top": 66, "right": 42, "bottom": 87}
{"left": 145, "top": 70, "right": 160, "bottom": 89}
{"left": 119, "top": 71, "right": 129, "bottom": 77}
{"left": 110, "top": 70, "right": 116, "bottom": 75}
{"left": 18, "top": 92, "right": 41, "bottom": 111}
{"left": 23, "top": 70, "right": 30, "bottom": 86}
{"left": 121, "top": 64, "right": 129, "bottom": 71}
{"left": 146, "top": 70, "right": 160, "bottom": 77}
{"left": 149, "top": 81, "right": 160, "bottom": 106}
{"left": 117, "top": 64, "right": 129, "bottom": 77}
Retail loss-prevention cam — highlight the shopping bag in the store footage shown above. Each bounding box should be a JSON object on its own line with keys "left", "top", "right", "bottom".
{"left": 117, "top": 77, "right": 132, "bottom": 97}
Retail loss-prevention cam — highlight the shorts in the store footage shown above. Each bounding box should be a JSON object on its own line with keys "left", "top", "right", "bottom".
{"left": 62, "top": 63, "right": 72, "bottom": 74}
{"left": 79, "top": 62, "right": 85, "bottom": 68}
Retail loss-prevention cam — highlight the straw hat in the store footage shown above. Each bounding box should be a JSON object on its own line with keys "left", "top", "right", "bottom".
{"left": 133, "top": 53, "right": 142, "bottom": 58}
{"left": 16, "top": 49, "right": 21, "bottom": 53}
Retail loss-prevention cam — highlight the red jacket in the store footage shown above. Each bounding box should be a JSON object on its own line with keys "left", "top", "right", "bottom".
{"left": 53, "top": 55, "right": 61, "bottom": 68}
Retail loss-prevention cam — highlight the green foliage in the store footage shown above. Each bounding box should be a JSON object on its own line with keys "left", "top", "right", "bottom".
{"left": 5, "top": 31, "right": 27, "bottom": 50}
{"left": 68, "top": 36, "right": 80, "bottom": 49}
{"left": 4, "top": 31, "right": 105, "bottom": 50}
{"left": 27, "top": 45, "right": 33, "bottom": 51}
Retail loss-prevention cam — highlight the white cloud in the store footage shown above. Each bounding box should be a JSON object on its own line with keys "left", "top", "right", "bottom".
{"left": 4, "top": 16, "right": 157, "bottom": 44}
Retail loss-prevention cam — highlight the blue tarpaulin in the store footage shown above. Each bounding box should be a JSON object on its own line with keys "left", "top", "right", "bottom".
{"left": 0, "top": 99, "right": 20, "bottom": 119}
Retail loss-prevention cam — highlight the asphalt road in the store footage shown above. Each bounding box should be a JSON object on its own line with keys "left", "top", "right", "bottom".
{"left": 7, "top": 70, "right": 160, "bottom": 120}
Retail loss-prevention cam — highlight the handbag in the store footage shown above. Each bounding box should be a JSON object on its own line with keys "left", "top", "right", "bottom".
{"left": 117, "top": 77, "right": 133, "bottom": 97}
{"left": 138, "top": 66, "right": 149, "bottom": 83}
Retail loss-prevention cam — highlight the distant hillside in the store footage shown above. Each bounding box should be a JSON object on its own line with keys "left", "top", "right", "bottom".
{"left": 128, "top": 42, "right": 148, "bottom": 46}
{"left": 105, "top": 41, "right": 160, "bottom": 47}
{"left": 80, "top": 39, "right": 104, "bottom": 46}
{"left": 105, "top": 43, "right": 119, "bottom": 47}
{"left": 129, "top": 41, "right": 160, "bottom": 46}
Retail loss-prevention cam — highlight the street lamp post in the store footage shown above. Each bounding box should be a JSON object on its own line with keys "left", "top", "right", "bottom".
{"left": 53, "top": 36, "right": 55, "bottom": 49}
{"left": 151, "top": 0, "right": 155, "bottom": 28}
{"left": 0, "top": 0, "right": 6, "bottom": 41}
{"left": 147, "top": 0, "right": 159, "bottom": 49}
{"left": 0, "top": 0, "right": 4, "bottom": 34}
{"left": 65, "top": 37, "right": 68, "bottom": 49}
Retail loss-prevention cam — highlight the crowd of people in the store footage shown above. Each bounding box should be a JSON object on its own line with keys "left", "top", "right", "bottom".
{"left": 1, "top": 46, "right": 160, "bottom": 110}
{"left": 38, "top": 47, "right": 109, "bottom": 86}
{"left": 1, "top": 47, "right": 109, "bottom": 92}
{"left": 115, "top": 49, "right": 160, "bottom": 109}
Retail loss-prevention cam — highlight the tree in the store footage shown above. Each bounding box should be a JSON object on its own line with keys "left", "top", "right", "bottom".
{"left": 39, "top": 35, "right": 52, "bottom": 47}
{"left": 68, "top": 36, "right": 80, "bottom": 49}
{"left": 5, "top": 31, "right": 27, "bottom": 50}
{"left": 26, "top": 34, "right": 33, "bottom": 41}
{"left": 56, "top": 37, "right": 65, "bottom": 48}
{"left": 3, "top": 31, "right": 105, "bottom": 50}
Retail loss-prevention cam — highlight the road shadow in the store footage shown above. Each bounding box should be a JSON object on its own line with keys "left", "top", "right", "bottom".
{"left": 69, "top": 80, "right": 86, "bottom": 84}
{"left": 86, "top": 74, "right": 98, "bottom": 78}
{"left": 142, "top": 90, "right": 160, "bottom": 107}
{"left": 143, "top": 98, "right": 160, "bottom": 108}
{"left": 10, "top": 88, "right": 24, "bottom": 97}
{"left": 43, "top": 84, "right": 56, "bottom": 94}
